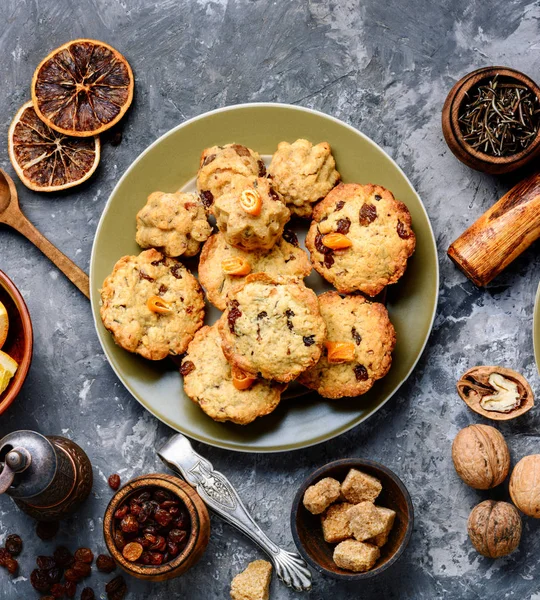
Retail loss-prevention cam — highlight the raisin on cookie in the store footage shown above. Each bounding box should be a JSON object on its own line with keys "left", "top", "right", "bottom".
{"left": 213, "top": 177, "right": 290, "bottom": 251}
{"left": 305, "top": 183, "right": 415, "bottom": 296}
{"left": 268, "top": 139, "right": 340, "bottom": 218}
{"left": 218, "top": 274, "right": 326, "bottom": 383}
{"left": 136, "top": 191, "right": 211, "bottom": 257}
{"left": 198, "top": 231, "right": 311, "bottom": 310}
{"left": 100, "top": 249, "right": 205, "bottom": 360}
{"left": 298, "top": 291, "right": 395, "bottom": 398}
{"left": 197, "top": 143, "right": 266, "bottom": 210}
{"left": 181, "top": 325, "right": 285, "bottom": 425}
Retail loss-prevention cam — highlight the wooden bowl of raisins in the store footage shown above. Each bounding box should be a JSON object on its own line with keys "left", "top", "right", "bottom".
{"left": 103, "top": 473, "right": 210, "bottom": 581}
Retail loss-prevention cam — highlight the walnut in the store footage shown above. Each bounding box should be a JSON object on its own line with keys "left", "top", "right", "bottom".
{"left": 452, "top": 424, "right": 510, "bottom": 489}
{"left": 509, "top": 455, "right": 540, "bottom": 517}
{"left": 467, "top": 500, "right": 521, "bottom": 558}
{"left": 457, "top": 366, "right": 534, "bottom": 421}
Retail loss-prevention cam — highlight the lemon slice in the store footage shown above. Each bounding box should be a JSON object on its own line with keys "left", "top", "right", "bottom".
{"left": 0, "top": 301, "right": 8, "bottom": 350}
{"left": 0, "top": 351, "right": 18, "bottom": 395}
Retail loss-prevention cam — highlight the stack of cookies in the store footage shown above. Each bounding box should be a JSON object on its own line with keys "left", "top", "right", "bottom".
{"left": 100, "top": 139, "right": 416, "bottom": 425}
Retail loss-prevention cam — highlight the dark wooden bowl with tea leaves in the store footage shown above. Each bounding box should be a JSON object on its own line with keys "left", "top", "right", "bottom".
{"left": 0, "top": 271, "right": 33, "bottom": 415}
{"left": 290, "top": 458, "right": 414, "bottom": 581}
{"left": 442, "top": 66, "right": 540, "bottom": 174}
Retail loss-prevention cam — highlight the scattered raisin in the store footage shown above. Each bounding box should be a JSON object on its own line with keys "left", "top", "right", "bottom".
{"left": 5, "top": 557, "right": 18, "bottom": 574}
{"left": 120, "top": 514, "right": 139, "bottom": 533}
{"left": 114, "top": 505, "right": 129, "bottom": 520}
{"left": 336, "top": 217, "right": 351, "bottom": 234}
{"left": 105, "top": 575, "right": 127, "bottom": 600}
{"left": 200, "top": 190, "right": 214, "bottom": 208}
{"left": 314, "top": 231, "right": 332, "bottom": 254}
{"left": 268, "top": 186, "right": 280, "bottom": 201}
{"left": 397, "top": 219, "right": 412, "bottom": 239}
{"left": 154, "top": 508, "right": 173, "bottom": 527}
{"left": 113, "top": 530, "right": 126, "bottom": 551}
{"left": 257, "top": 160, "right": 266, "bottom": 177}
{"left": 202, "top": 153, "right": 216, "bottom": 166}
{"left": 282, "top": 229, "right": 299, "bottom": 247}
{"left": 36, "top": 521, "right": 59, "bottom": 541}
{"left": 150, "top": 256, "right": 166, "bottom": 266}
{"left": 170, "top": 263, "right": 183, "bottom": 279}
{"left": 140, "top": 551, "right": 152, "bottom": 565}
{"left": 64, "top": 568, "right": 81, "bottom": 582}
{"left": 74, "top": 548, "right": 94, "bottom": 564}
{"left": 231, "top": 144, "right": 250, "bottom": 157}
{"left": 50, "top": 583, "right": 65, "bottom": 598}
{"left": 227, "top": 299, "right": 242, "bottom": 334}
{"left": 354, "top": 365, "right": 369, "bottom": 381}
{"left": 138, "top": 271, "right": 154, "bottom": 282}
{"left": 359, "top": 203, "right": 377, "bottom": 226}
{"left": 53, "top": 546, "right": 74, "bottom": 568}
{"left": 108, "top": 474, "right": 121, "bottom": 491}
{"left": 158, "top": 283, "right": 168, "bottom": 295}
{"left": 374, "top": 194, "right": 382, "bottom": 201}
{"left": 303, "top": 335, "right": 316, "bottom": 346}
{"left": 149, "top": 535, "right": 166, "bottom": 552}
{"left": 37, "top": 556, "right": 57, "bottom": 570}
{"left": 5, "top": 534, "right": 22, "bottom": 556}
{"left": 73, "top": 560, "right": 91, "bottom": 578}
{"left": 0, "top": 548, "right": 10, "bottom": 566}
{"left": 81, "top": 588, "right": 96, "bottom": 600}
{"left": 122, "top": 542, "right": 143, "bottom": 562}
{"left": 31, "top": 568, "right": 51, "bottom": 592}
{"left": 180, "top": 360, "right": 195, "bottom": 376}
{"left": 47, "top": 567, "right": 62, "bottom": 584}
{"left": 153, "top": 489, "right": 171, "bottom": 502}
{"left": 96, "top": 554, "right": 116, "bottom": 574}
{"left": 323, "top": 253, "right": 334, "bottom": 268}
{"left": 64, "top": 581, "right": 77, "bottom": 598}
{"left": 168, "top": 529, "right": 187, "bottom": 544}
{"left": 335, "top": 200, "right": 345, "bottom": 211}
{"left": 167, "top": 541, "right": 179, "bottom": 556}
{"left": 257, "top": 311, "right": 267, "bottom": 320}
{"left": 148, "top": 552, "right": 164, "bottom": 566}
{"left": 351, "top": 327, "right": 362, "bottom": 346}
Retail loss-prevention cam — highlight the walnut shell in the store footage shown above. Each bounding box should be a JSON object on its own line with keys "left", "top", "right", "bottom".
{"left": 510, "top": 454, "right": 540, "bottom": 517}
{"left": 467, "top": 500, "right": 521, "bottom": 558}
{"left": 452, "top": 424, "right": 510, "bottom": 489}
{"left": 457, "top": 366, "right": 534, "bottom": 421}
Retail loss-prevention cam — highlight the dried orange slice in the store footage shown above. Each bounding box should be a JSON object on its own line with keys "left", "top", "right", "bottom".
{"left": 232, "top": 366, "right": 257, "bottom": 390}
{"left": 0, "top": 302, "right": 8, "bottom": 350}
{"left": 8, "top": 102, "right": 100, "bottom": 192}
{"left": 240, "top": 189, "right": 262, "bottom": 216}
{"left": 322, "top": 233, "right": 352, "bottom": 250}
{"left": 31, "top": 39, "right": 134, "bottom": 137}
{"left": 147, "top": 296, "right": 173, "bottom": 315}
{"left": 325, "top": 341, "right": 356, "bottom": 363}
{"left": 222, "top": 257, "right": 251, "bottom": 276}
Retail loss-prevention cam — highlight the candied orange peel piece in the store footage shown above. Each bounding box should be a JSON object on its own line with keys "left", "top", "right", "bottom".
{"left": 147, "top": 295, "right": 173, "bottom": 315}
{"left": 240, "top": 188, "right": 262, "bottom": 216}
{"left": 232, "top": 366, "right": 257, "bottom": 390}
{"left": 325, "top": 341, "right": 356, "bottom": 363}
{"left": 322, "top": 233, "right": 353, "bottom": 250}
{"left": 221, "top": 257, "right": 251, "bottom": 276}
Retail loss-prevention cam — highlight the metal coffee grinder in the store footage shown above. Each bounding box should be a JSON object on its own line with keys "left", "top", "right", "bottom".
{"left": 0, "top": 430, "right": 93, "bottom": 521}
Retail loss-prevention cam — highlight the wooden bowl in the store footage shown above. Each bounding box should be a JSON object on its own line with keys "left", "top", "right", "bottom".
{"left": 103, "top": 473, "right": 210, "bottom": 581}
{"left": 442, "top": 66, "right": 540, "bottom": 174}
{"left": 291, "top": 459, "right": 413, "bottom": 580}
{"left": 0, "top": 271, "right": 33, "bottom": 415}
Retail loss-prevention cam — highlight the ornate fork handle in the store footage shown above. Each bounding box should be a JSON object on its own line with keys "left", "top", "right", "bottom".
{"left": 158, "top": 434, "right": 312, "bottom": 592}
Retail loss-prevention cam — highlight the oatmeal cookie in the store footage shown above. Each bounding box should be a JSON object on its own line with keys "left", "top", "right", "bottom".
{"left": 100, "top": 249, "right": 205, "bottom": 360}
{"left": 197, "top": 143, "right": 266, "bottom": 210}
{"left": 268, "top": 139, "right": 340, "bottom": 218}
{"left": 213, "top": 177, "right": 290, "bottom": 251}
{"left": 305, "top": 183, "right": 416, "bottom": 296}
{"left": 198, "top": 231, "right": 311, "bottom": 310}
{"left": 218, "top": 274, "right": 326, "bottom": 383}
{"left": 298, "top": 291, "right": 395, "bottom": 398}
{"left": 181, "top": 325, "right": 284, "bottom": 425}
{"left": 135, "top": 191, "right": 211, "bottom": 257}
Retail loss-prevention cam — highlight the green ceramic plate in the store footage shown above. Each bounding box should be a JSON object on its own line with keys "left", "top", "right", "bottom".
{"left": 90, "top": 103, "right": 439, "bottom": 453}
{"left": 534, "top": 282, "right": 540, "bottom": 374}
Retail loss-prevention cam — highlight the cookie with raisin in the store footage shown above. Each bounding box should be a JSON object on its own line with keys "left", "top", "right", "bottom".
{"left": 268, "top": 139, "right": 340, "bottom": 218}
{"left": 213, "top": 177, "right": 291, "bottom": 251}
{"left": 181, "top": 324, "right": 285, "bottom": 425}
{"left": 197, "top": 143, "right": 266, "bottom": 210}
{"left": 136, "top": 191, "right": 211, "bottom": 257}
{"left": 100, "top": 249, "right": 205, "bottom": 360}
{"left": 305, "top": 183, "right": 415, "bottom": 296}
{"left": 298, "top": 291, "right": 396, "bottom": 398}
{"left": 198, "top": 231, "right": 311, "bottom": 310}
{"left": 218, "top": 274, "right": 326, "bottom": 383}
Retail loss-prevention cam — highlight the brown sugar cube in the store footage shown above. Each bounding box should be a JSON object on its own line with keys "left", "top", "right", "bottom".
{"left": 341, "top": 469, "right": 382, "bottom": 504}
{"left": 333, "top": 540, "right": 380, "bottom": 572}
{"left": 367, "top": 506, "right": 396, "bottom": 547}
{"left": 230, "top": 560, "right": 272, "bottom": 600}
{"left": 347, "top": 501, "right": 387, "bottom": 541}
{"left": 302, "top": 477, "right": 341, "bottom": 515}
{"left": 321, "top": 502, "right": 353, "bottom": 543}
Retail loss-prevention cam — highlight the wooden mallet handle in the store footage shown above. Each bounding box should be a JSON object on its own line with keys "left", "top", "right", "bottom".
{"left": 448, "top": 172, "right": 540, "bottom": 286}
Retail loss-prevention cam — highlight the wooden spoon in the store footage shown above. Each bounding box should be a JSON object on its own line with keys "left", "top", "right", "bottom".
{"left": 0, "top": 169, "right": 89, "bottom": 298}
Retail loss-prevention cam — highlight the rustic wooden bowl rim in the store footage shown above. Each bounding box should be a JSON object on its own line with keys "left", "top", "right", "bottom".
{"left": 290, "top": 458, "right": 414, "bottom": 581}
{"left": 103, "top": 473, "right": 203, "bottom": 578}
{"left": 448, "top": 66, "right": 540, "bottom": 166}
{"left": 0, "top": 271, "right": 33, "bottom": 415}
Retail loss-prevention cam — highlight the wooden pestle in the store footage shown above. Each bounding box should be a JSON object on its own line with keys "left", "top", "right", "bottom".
{"left": 448, "top": 171, "right": 540, "bottom": 286}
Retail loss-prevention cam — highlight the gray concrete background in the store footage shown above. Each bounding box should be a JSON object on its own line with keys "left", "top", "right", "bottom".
{"left": 1, "top": 0, "right": 540, "bottom": 598}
